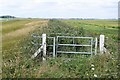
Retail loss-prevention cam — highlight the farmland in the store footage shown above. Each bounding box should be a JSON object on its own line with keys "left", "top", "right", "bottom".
{"left": 2, "top": 19, "right": 118, "bottom": 78}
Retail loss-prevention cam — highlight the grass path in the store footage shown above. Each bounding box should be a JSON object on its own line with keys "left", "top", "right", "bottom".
{"left": 3, "top": 20, "right": 47, "bottom": 40}
{"left": 2, "top": 20, "right": 48, "bottom": 49}
{"left": 2, "top": 19, "right": 48, "bottom": 78}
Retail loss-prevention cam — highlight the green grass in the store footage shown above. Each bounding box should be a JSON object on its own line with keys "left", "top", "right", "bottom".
{"left": 63, "top": 20, "right": 118, "bottom": 35}
{"left": 2, "top": 20, "right": 31, "bottom": 34}
{"left": 2, "top": 19, "right": 118, "bottom": 78}
{"left": 38, "top": 54, "right": 118, "bottom": 78}
{"left": 2, "top": 19, "right": 48, "bottom": 78}
{"left": 63, "top": 20, "right": 118, "bottom": 53}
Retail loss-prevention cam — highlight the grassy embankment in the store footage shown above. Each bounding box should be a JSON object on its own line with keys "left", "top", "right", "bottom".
{"left": 2, "top": 19, "right": 48, "bottom": 77}
{"left": 2, "top": 19, "right": 118, "bottom": 78}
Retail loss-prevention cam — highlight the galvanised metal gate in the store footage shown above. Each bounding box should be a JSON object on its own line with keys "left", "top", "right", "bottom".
{"left": 56, "top": 36, "right": 93, "bottom": 56}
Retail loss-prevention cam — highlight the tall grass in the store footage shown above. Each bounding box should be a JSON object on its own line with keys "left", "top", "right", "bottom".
{"left": 2, "top": 19, "right": 118, "bottom": 78}
{"left": 22, "top": 20, "right": 118, "bottom": 78}
{"left": 2, "top": 19, "right": 48, "bottom": 78}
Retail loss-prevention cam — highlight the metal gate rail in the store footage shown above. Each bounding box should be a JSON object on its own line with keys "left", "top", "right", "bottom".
{"left": 56, "top": 36, "right": 93, "bottom": 56}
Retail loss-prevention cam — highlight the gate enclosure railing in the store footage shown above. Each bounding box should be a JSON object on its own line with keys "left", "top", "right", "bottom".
{"left": 56, "top": 36, "right": 93, "bottom": 56}
{"left": 32, "top": 34, "right": 105, "bottom": 61}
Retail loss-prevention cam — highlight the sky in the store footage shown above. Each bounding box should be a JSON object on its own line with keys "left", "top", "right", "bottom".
{"left": 0, "top": 0, "right": 119, "bottom": 19}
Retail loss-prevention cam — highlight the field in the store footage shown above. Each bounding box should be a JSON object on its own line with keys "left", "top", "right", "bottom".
{"left": 2, "top": 19, "right": 118, "bottom": 78}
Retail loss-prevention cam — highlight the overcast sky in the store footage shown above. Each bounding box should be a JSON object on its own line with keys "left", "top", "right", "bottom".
{"left": 0, "top": 0, "right": 119, "bottom": 19}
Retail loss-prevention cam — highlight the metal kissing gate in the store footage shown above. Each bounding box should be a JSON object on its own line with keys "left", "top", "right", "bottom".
{"left": 31, "top": 34, "right": 105, "bottom": 60}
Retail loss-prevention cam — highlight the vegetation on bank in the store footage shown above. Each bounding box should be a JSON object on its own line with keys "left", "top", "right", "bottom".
{"left": 2, "top": 19, "right": 118, "bottom": 78}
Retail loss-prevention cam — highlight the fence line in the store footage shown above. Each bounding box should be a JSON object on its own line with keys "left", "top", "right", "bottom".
{"left": 31, "top": 34, "right": 106, "bottom": 60}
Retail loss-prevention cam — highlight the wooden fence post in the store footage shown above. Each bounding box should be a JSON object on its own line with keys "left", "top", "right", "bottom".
{"left": 99, "top": 35, "right": 105, "bottom": 54}
{"left": 42, "top": 34, "right": 46, "bottom": 61}
{"left": 95, "top": 37, "right": 98, "bottom": 55}
{"left": 53, "top": 37, "right": 56, "bottom": 57}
